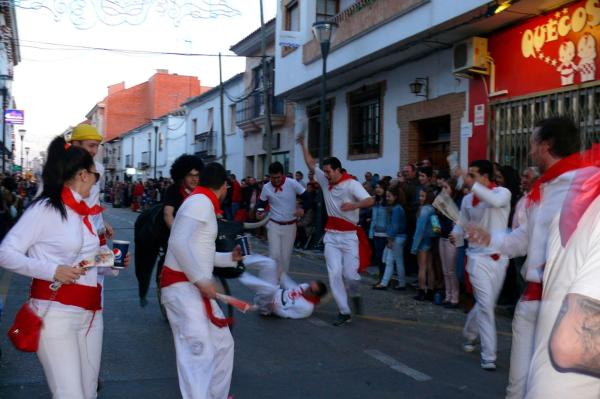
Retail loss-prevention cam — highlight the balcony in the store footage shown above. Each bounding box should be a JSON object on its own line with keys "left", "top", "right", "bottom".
{"left": 138, "top": 152, "right": 150, "bottom": 169}
{"left": 102, "top": 156, "right": 119, "bottom": 171}
{"left": 236, "top": 93, "right": 285, "bottom": 134}
{"left": 194, "top": 131, "right": 217, "bottom": 159}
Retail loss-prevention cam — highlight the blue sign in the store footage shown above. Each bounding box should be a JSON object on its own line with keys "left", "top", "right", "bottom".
{"left": 4, "top": 109, "right": 24, "bottom": 125}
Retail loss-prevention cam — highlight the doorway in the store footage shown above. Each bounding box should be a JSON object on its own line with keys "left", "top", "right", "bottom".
{"left": 416, "top": 115, "right": 451, "bottom": 170}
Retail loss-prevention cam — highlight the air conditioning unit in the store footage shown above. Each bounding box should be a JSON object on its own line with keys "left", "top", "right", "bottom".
{"left": 453, "top": 37, "right": 489, "bottom": 75}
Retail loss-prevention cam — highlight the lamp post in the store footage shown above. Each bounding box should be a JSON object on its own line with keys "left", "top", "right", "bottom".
{"left": 0, "top": 75, "right": 13, "bottom": 174}
{"left": 311, "top": 20, "right": 337, "bottom": 165}
{"left": 152, "top": 119, "right": 160, "bottom": 180}
{"left": 24, "top": 146, "right": 29, "bottom": 174}
{"left": 18, "top": 128, "right": 25, "bottom": 172}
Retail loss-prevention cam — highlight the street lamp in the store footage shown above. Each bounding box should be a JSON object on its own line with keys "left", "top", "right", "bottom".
{"left": 311, "top": 20, "right": 338, "bottom": 165}
{"left": 24, "top": 146, "right": 30, "bottom": 174}
{"left": 152, "top": 119, "right": 160, "bottom": 180}
{"left": 0, "top": 75, "right": 13, "bottom": 174}
{"left": 18, "top": 128, "right": 25, "bottom": 172}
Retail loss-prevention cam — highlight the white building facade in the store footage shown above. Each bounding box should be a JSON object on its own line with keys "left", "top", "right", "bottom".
{"left": 182, "top": 73, "right": 245, "bottom": 177}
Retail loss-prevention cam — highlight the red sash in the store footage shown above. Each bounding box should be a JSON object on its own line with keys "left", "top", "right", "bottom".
{"left": 30, "top": 279, "right": 102, "bottom": 311}
{"left": 160, "top": 266, "right": 233, "bottom": 328}
{"left": 325, "top": 216, "right": 372, "bottom": 273}
{"left": 328, "top": 173, "right": 354, "bottom": 191}
{"left": 521, "top": 282, "right": 543, "bottom": 302}
{"left": 61, "top": 187, "right": 103, "bottom": 236}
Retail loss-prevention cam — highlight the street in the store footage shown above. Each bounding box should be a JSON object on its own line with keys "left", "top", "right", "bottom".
{"left": 0, "top": 206, "right": 512, "bottom": 399}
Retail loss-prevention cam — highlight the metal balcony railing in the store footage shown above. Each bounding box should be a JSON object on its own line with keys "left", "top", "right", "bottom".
{"left": 236, "top": 93, "right": 284, "bottom": 125}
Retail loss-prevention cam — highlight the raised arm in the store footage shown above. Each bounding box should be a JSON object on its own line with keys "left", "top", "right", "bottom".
{"left": 471, "top": 182, "right": 511, "bottom": 208}
{"left": 296, "top": 133, "right": 316, "bottom": 172}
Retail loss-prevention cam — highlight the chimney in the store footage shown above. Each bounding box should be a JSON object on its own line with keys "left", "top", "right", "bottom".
{"left": 156, "top": 69, "right": 169, "bottom": 74}
{"left": 107, "top": 82, "right": 125, "bottom": 95}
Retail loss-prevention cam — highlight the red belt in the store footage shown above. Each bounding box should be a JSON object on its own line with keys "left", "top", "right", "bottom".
{"left": 521, "top": 282, "right": 543, "bottom": 302}
{"left": 160, "top": 266, "right": 233, "bottom": 328}
{"left": 271, "top": 219, "right": 297, "bottom": 226}
{"left": 30, "top": 279, "right": 102, "bottom": 311}
{"left": 490, "top": 254, "right": 501, "bottom": 261}
{"left": 324, "top": 216, "right": 372, "bottom": 273}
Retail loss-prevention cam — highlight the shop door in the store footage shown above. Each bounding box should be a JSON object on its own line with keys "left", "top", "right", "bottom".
{"left": 417, "top": 115, "right": 451, "bottom": 170}
{"left": 491, "top": 83, "right": 600, "bottom": 171}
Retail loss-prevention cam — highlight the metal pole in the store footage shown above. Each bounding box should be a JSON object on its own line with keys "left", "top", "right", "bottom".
{"left": 219, "top": 52, "right": 227, "bottom": 170}
{"left": 318, "top": 45, "right": 328, "bottom": 165}
{"left": 153, "top": 126, "right": 158, "bottom": 180}
{"left": 1, "top": 89, "right": 6, "bottom": 173}
{"left": 259, "top": 0, "right": 273, "bottom": 167}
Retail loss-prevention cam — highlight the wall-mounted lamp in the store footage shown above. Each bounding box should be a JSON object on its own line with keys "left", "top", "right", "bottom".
{"left": 486, "top": 0, "right": 512, "bottom": 17}
{"left": 409, "top": 77, "right": 429, "bottom": 100}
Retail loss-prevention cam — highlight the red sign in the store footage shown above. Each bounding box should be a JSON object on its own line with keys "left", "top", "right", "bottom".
{"left": 490, "top": 0, "right": 600, "bottom": 97}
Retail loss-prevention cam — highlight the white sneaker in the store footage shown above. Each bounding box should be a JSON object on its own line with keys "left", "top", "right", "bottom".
{"left": 462, "top": 339, "right": 478, "bottom": 352}
{"left": 481, "top": 360, "right": 496, "bottom": 371}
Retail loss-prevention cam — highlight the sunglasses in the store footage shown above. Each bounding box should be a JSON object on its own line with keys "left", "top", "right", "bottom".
{"left": 87, "top": 170, "right": 100, "bottom": 183}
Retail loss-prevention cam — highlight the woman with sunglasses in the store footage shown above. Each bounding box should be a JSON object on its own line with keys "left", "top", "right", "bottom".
{"left": 0, "top": 136, "right": 106, "bottom": 398}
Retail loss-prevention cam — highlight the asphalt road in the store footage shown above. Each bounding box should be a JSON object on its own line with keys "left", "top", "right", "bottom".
{"left": 0, "top": 206, "right": 513, "bottom": 399}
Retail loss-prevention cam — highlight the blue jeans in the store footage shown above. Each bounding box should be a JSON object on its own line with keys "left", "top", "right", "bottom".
{"left": 380, "top": 235, "right": 406, "bottom": 287}
{"left": 455, "top": 245, "right": 466, "bottom": 284}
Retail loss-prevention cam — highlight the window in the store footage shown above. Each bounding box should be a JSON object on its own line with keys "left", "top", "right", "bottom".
{"left": 207, "top": 108, "right": 214, "bottom": 132}
{"left": 229, "top": 104, "right": 237, "bottom": 134}
{"left": 284, "top": 0, "right": 300, "bottom": 31}
{"left": 348, "top": 83, "right": 384, "bottom": 157}
{"left": 316, "top": 0, "right": 339, "bottom": 21}
{"left": 307, "top": 100, "right": 333, "bottom": 158}
{"left": 125, "top": 154, "right": 131, "bottom": 167}
{"left": 192, "top": 118, "right": 197, "bottom": 136}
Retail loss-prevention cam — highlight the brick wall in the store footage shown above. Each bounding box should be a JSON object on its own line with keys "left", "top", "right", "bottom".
{"left": 396, "top": 92, "right": 465, "bottom": 166}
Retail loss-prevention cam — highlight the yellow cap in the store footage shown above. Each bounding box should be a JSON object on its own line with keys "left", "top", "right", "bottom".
{"left": 69, "top": 124, "right": 103, "bottom": 143}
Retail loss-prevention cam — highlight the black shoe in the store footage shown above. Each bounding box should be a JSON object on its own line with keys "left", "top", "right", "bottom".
{"left": 413, "top": 289, "right": 426, "bottom": 301}
{"left": 351, "top": 296, "right": 363, "bottom": 315}
{"left": 333, "top": 313, "right": 352, "bottom": 326}
{"left": 425, "top": 290, "right": 434, "bottom": 301}
{"left": 372, "top": 284, "right": 387, "bottom": 290}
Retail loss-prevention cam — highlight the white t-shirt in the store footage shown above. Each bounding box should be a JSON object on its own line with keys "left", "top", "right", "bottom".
{"left": 165, "top": 194, "right": 235, "bottom": 284}
{"left": 272, "top": 283, "right": 315, "bottom": 319}
{"left": 259, "top": 178, "right": 305, "bottom": 222}
{"left": 314, "top": 167, "right": 371, "bottom": 227}
{"left": 452, "top": 183, "right": 511, "bottom": 256}
{"left": 526, "top": 177, "right": 600, "bottom": 399}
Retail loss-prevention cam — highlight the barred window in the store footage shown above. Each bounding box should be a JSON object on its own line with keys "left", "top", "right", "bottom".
{"left": 348, "top": 83, "right": 384, "bottom": 156}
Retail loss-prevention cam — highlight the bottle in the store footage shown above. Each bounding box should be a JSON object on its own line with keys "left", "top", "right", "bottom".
{"left": 434, "top": 291, "right": 443, "bottom": 305}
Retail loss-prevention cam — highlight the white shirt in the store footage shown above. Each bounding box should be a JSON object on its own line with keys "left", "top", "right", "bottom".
{"left": 526, "top": 177, "right": 600, "bottom": 399}
{"left": 259, "top": 178, "right": 305, "bottom": 222}
{"left": 452, "top": 182, "right": 511, "bottom": 256}
{"left": 272, "top": 283, "right": 315, "bottom": 319}
{"left": 490, "top": 170, "right": 579, "bottom": 283}
{"left": 165, "top": 194, "right": 236, "bottom": 284}
{"left": 0, "top": 190, "right": 102, "bottom": 312}
{"left": 314, "top": 167, "right": 371, "bottom": 227}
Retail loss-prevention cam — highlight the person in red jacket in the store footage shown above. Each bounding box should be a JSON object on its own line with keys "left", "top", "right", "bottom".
{"left": 230, "top": 173, "right": 242, "bottom": 219}
{"left": 132, "top": 180, "right": 144, "bottom": 212}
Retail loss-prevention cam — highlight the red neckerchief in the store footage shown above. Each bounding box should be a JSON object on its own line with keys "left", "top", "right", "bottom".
{"left": 301, "top": 288, "right": 320, "bottom": 305}
{"left": 186, "top": 186, "right": 223, "bottom": 215}
{"left": 272, "top": 176, "right": 286, "bottom": 193}
{"left": 527, "top": 148, "right": 598, "bottom": 208}
{"left": 328, "top": 173, "right": 354, "bottom": 191}
{"left": 61, "top": 186, "right": 103, "bottom": 236}
{"left": 179, "top": 184, "right": 192, "bottom": 200}
{"left": 472, "top": 183, "right": 497, "bottom": 207}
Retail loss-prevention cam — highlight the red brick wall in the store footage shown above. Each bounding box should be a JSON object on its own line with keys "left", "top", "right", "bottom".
{"left": 103, "top": 72, "right": 201, "bottom": 141}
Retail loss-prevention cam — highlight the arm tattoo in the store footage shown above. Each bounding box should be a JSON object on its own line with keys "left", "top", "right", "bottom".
{"left": 574, "top": 296, "right": 600, "bottom": 375}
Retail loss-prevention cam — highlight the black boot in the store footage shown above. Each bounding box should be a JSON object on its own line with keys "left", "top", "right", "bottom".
{"left": 413, "top": 289, "right": 426, "bottom": 301}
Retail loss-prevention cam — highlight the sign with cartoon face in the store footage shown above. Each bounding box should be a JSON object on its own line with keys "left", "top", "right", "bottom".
{"left": 489, "top": 0, "right": 600, "bottom": 96}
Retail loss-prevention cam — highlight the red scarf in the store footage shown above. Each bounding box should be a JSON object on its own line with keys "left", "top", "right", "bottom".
{"left": 472, "top": 183, "right": 497, "bottom": 207}
{"left": 186, "top": 186, "right": 223, "bottom": 215}
{"left": 61, "top": 187, "right": 103, "bottom": 236}
{"left": 301, "top": 288, "right": 320, "bottom": 305}
{"left": 272, "top": 176, "right": 286, "bottom": 193}
{"left": 528, "top": 147, "right": 599, "bottom": 207}
{"left": 329, "top": 173, "right": 354, "bottom": 191}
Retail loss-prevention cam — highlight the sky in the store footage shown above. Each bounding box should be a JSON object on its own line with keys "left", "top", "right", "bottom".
{"left": 12, "top": 0, "right": 277, "bottom": 159}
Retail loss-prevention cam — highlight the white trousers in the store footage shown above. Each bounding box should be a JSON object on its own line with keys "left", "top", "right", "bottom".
{"left": 323, "top": 231, "right": 360, "bottom": 315}
{"left": 35, "top": 305, "right": 103, "bottom": 399}
{"left": 162, "top": 283, "right": 234, "bottom": 399}
{"left": 239, "top": 254, "right": 279, "bottom": 313}
{"left": 506, "top": 300, "right": 540, "bottom": 399}
{"left": 463, "top": 253, "right": 508, "bottom": 363}
{"left": 267, "top": 221, "right": 297, "bottom": 276}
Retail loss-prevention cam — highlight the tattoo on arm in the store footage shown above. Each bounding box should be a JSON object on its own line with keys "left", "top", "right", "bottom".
{"left": 551, "top": 294, "right": 600, "bottom": 377}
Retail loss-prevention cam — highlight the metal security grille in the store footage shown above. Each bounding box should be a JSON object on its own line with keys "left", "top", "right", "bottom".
{"left": 491, "top": 83, "right": 600, "bottom": 172}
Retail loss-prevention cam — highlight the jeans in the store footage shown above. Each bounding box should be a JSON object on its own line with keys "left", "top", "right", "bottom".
{"left": 380, "top": 235, "right": 406, "bottom": 287}
{"left": 372, "top": 236, "right": 387, "bottom": 275}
